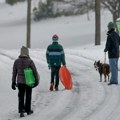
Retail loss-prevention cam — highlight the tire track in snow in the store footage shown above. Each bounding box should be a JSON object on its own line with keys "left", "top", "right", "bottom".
{"left": 68, "top": 51, "right": 120, "bottom": 120}
{"left": 66, "top": 54, "right": 93, "bottom": 69}
{"left": 105, "top": 86, "right": 120, "bottom": 120}
{"left": 3, "top": 50, "right": 120, "bottom": 120}
{"left": 0, "top": 52, "right": 15, "bottom": 60}
{"left": 51, "top": 79, "right": 81, "bottom": 120}
{"left": 35, "top": 51, "right": 104, "bottom": 120}
{"left": 42, "top": 52, "right": 105, "bottom": 120}
{"left": 85, "top": 85, "right": 120, "bottom": 120}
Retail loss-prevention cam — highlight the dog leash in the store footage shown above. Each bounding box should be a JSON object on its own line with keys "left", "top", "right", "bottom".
{"left": 104, "top": 52, "right": 106, "bottom": 64}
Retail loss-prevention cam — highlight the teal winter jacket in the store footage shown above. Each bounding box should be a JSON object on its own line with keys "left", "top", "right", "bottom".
{"left": 46, "top": 42, "right": 66, "bottom": 67}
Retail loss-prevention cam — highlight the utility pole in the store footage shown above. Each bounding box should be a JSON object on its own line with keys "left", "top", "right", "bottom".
{"left": 95, "top": 0, "right": 101, "bottom": 45}
{"left": 86, "top": 0, "right": 90, "bottom": 21}
{"left": 27, "top": 0, "right": 31, "bottom": 48}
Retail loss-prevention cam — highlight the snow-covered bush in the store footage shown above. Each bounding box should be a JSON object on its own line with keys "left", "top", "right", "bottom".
{"left": 33, "top": 0, "right": 94, "bottom": 21}
{"left": 6, "top": 0, "right": 25, "bottom": 5}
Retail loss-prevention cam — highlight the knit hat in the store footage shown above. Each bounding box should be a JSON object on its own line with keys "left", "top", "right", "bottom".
{"left": 107, "top": 22, "right": 115, "bottom": 30}
{"left": 20, "top": 46, "right": 29, "bottom": 56}
{"left": 52, "top": 34, "right": 59, "bottom": 42}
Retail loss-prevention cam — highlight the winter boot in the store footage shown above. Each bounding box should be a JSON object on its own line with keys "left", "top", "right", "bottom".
{"left": 20, "top": 112, "right": 25, "bottom": 117}
{"left": 55, "top": 86, "right": 59, "bottom": 91}
{"left": 27, "top": 110, "right": 34, "bottom": 115}
{"left": 49, "top": 83, "right": 54, "bottom": 91}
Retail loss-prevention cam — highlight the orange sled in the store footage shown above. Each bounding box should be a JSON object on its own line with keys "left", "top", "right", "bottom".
{"left": 59, "top": 66, "right": 73, "bottom": 90}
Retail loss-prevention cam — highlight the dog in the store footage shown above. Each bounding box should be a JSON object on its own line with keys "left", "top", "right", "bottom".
{"left": 94, "top": 60, "right": 110, "bottom": 82}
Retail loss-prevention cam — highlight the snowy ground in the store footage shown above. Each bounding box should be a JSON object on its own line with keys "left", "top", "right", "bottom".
{"left": 1, "top": 1, "right": 120, "bottom": 120}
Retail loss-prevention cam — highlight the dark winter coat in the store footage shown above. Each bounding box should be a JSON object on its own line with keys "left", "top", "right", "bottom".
{"left": 104, "top": 29, "right": 120, "bottom": 58}
{"left": 46, "top": 42, "right": 66, "bottom": 67}
{"left": 12, "top": 56, "right": 39, "bottom": 84}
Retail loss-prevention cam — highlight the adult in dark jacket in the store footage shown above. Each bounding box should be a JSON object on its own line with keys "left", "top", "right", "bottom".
{"left": 12, "top": 46, "right": 39, "bottom": 117}
{"left": 46, "top": 34, "right": 66, "bottom": 91}
{"left": 104, "top": 22, "right": 120, "bottom": 85}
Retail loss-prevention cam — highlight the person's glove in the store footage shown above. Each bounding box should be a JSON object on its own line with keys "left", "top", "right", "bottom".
{"left": 11, "top": 82, "right": 16, "bottom": 90}
{"left": 104, "top": 49, "right": 107, "bottom": 52}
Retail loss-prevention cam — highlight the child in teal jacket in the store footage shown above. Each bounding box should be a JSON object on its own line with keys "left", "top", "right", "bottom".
{"left": 46, "top": 34, "right": 66, "bottom": 91}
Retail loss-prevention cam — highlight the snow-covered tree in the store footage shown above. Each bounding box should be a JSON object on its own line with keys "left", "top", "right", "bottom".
{"left": 101, "top": 0, "right": 120, "bottom": 24}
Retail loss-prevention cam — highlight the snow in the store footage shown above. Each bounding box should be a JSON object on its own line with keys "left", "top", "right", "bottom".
{"left": 0, "top": 0, "right": 4, "bottom": 3}
{"left": 1, "top": 1, "right": 120, "bottom": 120}
{"left": 117, "top": 18, "right": 120, "bottom": 21}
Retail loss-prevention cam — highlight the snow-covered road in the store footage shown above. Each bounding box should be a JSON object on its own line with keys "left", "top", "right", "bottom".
{"left": 0, "top": 46, "right": 120, "bottom": 120}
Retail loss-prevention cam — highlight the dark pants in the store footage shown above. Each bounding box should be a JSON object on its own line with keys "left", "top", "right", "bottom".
{"left": 51, "top": 66, "right": 60, "bottom": 88}
{"left": 18, "top": 84, "right": 32, "bottom": 113}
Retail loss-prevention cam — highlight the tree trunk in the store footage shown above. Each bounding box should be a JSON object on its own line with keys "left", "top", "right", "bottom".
{"left": 95, "top": 0, "right": 101, "bottom": 45}
{"left": 27, "top": 0, "right": 31, "bottom": 48}
{"left": 86, "top": 0, "right": 90, "bottom": 21}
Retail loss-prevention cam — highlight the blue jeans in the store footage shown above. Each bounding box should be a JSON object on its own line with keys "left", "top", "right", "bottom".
{"left": 109, "top": 58, "right": 119, "bottom": 84}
